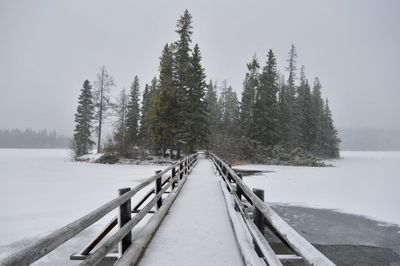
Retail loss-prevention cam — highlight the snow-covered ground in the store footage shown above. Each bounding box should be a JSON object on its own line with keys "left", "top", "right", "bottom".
{"left": 1, "top": 149, "right": 399, "bottom": 264}
{"left": 238, "top": 151, "right": 400, "bottom": 225}
{"left": 0, "top": 149, "right": 163, "bottom": 247}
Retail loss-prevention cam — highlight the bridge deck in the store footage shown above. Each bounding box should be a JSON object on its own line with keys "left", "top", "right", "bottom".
{"left": 138, "top": 156, "right": 243, "bottom": 266}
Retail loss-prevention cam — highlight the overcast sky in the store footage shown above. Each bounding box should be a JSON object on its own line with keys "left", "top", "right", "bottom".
{"left": 0, "top": 0, "right": 399, "bottom": 136}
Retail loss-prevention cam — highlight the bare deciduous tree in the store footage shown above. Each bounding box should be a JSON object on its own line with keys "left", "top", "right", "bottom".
{"left": 93, "top": 66, "right": 114, "bottom": 153}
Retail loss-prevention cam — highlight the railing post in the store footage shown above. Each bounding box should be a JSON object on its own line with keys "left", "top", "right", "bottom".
{"left": 236, "top": 173, "right": 243, "bottom": 200}
{"left": 253, "top": 188, "right": 265, "bottom": 257}
{"left": 185, "top": 157, "right": 189, "bottom": 175}
{"left": 180, "top": 159, "right": 184, "bottom": 180}
{"left": 228, "top": 164, "right": 232, "bottom": 182}
{"left": 171, "top": 166, "right": 176, "bottom": 190}
{"left": 155, "top": 170, "right": 162, "bottom": 209}
{"left": 118, "top": 188, "right": 132, "bottom": 254}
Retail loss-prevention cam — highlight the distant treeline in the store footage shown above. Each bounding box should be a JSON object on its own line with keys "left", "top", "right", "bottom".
{"left": 340, "top": 128, "right": 400, "bottom": 151}
{"left": 0, "top": 128, "right": 68, "bottom": 148}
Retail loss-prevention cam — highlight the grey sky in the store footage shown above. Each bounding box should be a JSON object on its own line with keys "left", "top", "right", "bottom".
{"left": 0, "top": 0, "right": 399, "bottom": 136}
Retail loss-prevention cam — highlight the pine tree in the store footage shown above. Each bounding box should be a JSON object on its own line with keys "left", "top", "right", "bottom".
{"left": 279, "top": 45, "right": 298, "bottom": 149}
{"left": 240, "top": 55, "right": 259, "bottom": 139}
{"left": 254, "top": 49, "right": 280, "bottom": 147}
{"left": 113, "top": 88, "right": 128, "bottom": 156}
{"left": 149, "top": 44, "right": 178, "bottom": 156}
{"left": 205, "top": 80, "right": 221, "bottom": 148}
{"left": 139, "top": 78, "right": 158, "bottom": 150}
{"left": 173, "top": 10, "right": 193, "bottom": 153}
{"left": 73, "top": 80, "right": 95, "bottom": 157}
{"left": 295, "top": 66, "right": 314, "bottom": 150}
{"left": 126, "top": 75, "right": 140, "bottom": 147}
{"left": 220, "top": 81, "right": 240, "bottom": 136}
{"left": 93, "top": 66, "right": 115, "bottom": 153}
{"left": 185, "top": 44, "right": 208, "bottom": 152}
{"left": 322, "top": 99, "right": 340, "bottom": 158}
{"left": 311, "top": 77, "right": 325, "bottom": 154}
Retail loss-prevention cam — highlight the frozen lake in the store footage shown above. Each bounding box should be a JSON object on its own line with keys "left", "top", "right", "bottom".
{"left": 0, "top": 149, "right": 163, "bottom": 247}
{"left": 0, "top": 149, "right": 399, "bottom": 254}
{"left": 239, "top": 151, "right": 400, "bottom": 226}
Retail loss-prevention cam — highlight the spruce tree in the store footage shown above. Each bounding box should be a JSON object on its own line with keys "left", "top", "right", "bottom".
{"left": 139, "top": 78, "right": 158, "bottom": 150}
{"left": 173, "top": 10, "right": 193, "bottom": 152}
{"left": 149, "top": 44, "right": 177, "bottom": 156}
{"left": 220, "top": 81, "right": 240, "bottom": 136}
{"left": 93, "top": 66, "right": 115, "bottom": 153}
{"left": 73, "top": 80, "right": 95, "bottom": 157}
{"left": 240, "top": 56, "right": 259, "bottom": 139}
{"left": 185, "top": 44, "right": 208, "bottom": 152}
{"left": 322, "top": 99, "right": 340, "bottom": 158}
{"left": 311, "top": 77, "right": 325, "bottom": 154}
{"left": 279, "top": 45, "right": 298, "bottom": 149}
{"left": 295, "top": 66, "right": 314, "bottom": 150}
{"left": 126, "top": 75, "right": 140, "bottom": 147}
{"left": 205, "top": 80, "right": 221, "bottom": 148}
{"left": 254, "top": 49, "right": 280, "bottom": 147}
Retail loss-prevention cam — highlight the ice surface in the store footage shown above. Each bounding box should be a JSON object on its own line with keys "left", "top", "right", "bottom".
{"left": 1, "top": 149, "right": 399, "bottom": 264}
{"left": 239, "top": 151, "right": 400, "bottom": 225}
{"left": 0, "top": 149, "right": 163, "bottom": 247}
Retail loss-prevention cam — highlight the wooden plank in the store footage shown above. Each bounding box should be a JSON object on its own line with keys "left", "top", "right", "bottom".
{"left": 210, "top": 154, "right": 336, "bottom": 266}
{"left": 277, "top": 254, "right": 303, "bottom": 261}
{"left": 245, "top": 219, "right": 283, "bottom": 266}
{"left": 155, "top": 171, "right": 162, "bottom": 209}
{"left": 118, "top": 188, "right": 132, "bottom": 254}
{"left": 78, "top": 217, "right": 118, "bottom": 256}
{"left": 70, "top": 253, "right": 119, "bottom": 261}
{"left": 253, "top": 188, "right": 265, "bottom": 257}
{"left": 218, "top": 180, "right": 266, "bottom": 266}
{"left": 132, "top": 175, "right": 172, "bottom": 211}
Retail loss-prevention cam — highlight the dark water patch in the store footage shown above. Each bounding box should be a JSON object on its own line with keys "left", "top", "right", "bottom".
{"left": 270, "top": 204, "right": 400, "bottom": 256}
{"left": 232, "top": 168, "right": 274, "bottom": 176}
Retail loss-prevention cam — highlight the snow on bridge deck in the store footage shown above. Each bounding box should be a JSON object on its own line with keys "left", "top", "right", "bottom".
{"left": 138, "top": 156, "right": 244, "bottom": 266}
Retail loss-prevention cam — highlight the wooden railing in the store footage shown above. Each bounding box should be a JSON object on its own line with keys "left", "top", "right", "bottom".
{"left": 0, "top": 153, "right": 198, "bottom": 266}
{"left": 208, "top": 153, "right": 335, "bottom": 266}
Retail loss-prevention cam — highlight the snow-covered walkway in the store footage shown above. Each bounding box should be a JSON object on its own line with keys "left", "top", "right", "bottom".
{"left": 138, "top": 156, "right": 243, "bottom": 266}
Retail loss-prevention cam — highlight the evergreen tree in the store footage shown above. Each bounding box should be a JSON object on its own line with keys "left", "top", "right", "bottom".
{"left": 93, "top": 66, "right": 115, "bottom": 153}
{"left": 149, "top": 44, "right": 178, "bottom": 156}
{"left": 185, "top": 44, "right": 208, "bottom": 152}
{"left": 322, "top": 99, "right": 340, "bottom": 158}
{"left": 279, "top": 45, "right": 298, "bottom": 148}
{"left": 254, "top": 49, "right": 280, "bottom": 147}
{"left": 113, "top": 88, "right": 128, "bottom": 156}
{"left": 139, "top": 78, "right": 158, "bottom": 150}
{"left": 295, "top": 66, "right": 314, "bottom": 150}
{"left": 73, "top": 80, "right": 95, "bottom": 157}
{"left": 126, "top": 75, "right": 140, "bottom": 147}
{"left": 219, "top": 81, "right": 240, "bottom": 136}
{"left": 173, "top": 10, "right": 193, "bottom": 152}
{"left": 240, "top": 55, "right": 259, "bottom": 139}
{"left": 311, "top": 77, "right": 325, "bottom": 153}
{"left": 205, "top": 80, "right": 221, "bottom": 148}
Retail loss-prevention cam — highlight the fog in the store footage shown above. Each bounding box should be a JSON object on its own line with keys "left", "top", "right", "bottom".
{"left": 0, "top": 0, "right": 399, "bottom": 136}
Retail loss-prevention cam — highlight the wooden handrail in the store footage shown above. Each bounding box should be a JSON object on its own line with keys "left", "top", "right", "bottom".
{"left": 0, "top": 153, "right": 198, "bottom": 266}
{"left": 209, "top": 153, "right": 335, "bottom": 266}
{"left": 115, "top": 165, "right": 191, "bottom": 266}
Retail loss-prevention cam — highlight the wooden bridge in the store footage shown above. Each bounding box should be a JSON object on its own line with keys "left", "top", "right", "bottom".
{"left": 0, "top": 152, "right": 335, "bottom": 266}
